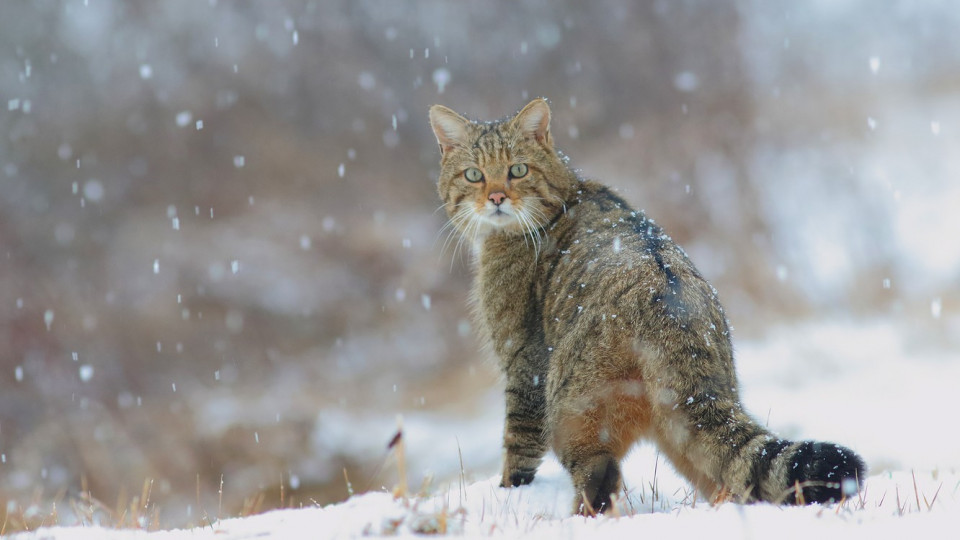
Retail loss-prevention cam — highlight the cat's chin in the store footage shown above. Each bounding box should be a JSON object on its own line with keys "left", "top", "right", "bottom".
{"left": 473, "top": 207, "right": 511, "bottom": 226}
{"left": 459, "top": 215, "right": 517, "bottom": 244}
{"left": 469, "top": 205, "right": 544, "bottom": 239}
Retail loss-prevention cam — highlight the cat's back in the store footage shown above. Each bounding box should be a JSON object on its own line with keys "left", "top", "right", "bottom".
{"left": 542, "top": 181, "right": 667, "bottom": 313}
{"left": 542, "top": 180, "right": 724, "bottom": 346}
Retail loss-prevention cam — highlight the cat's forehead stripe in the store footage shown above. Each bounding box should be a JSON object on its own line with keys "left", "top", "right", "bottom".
{"left": 472, "top": 124, "right": 513, "bottom": 164}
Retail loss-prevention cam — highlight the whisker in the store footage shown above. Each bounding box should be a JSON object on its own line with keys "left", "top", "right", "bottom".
{"left": 522, "top": 203, "right": 549, "bottom": 227}
{"left": 516, "top": 208, "right": 544, "bottom": 260}
{"left": 525, "top": 205, "right": 550, "bottom": 226}
{"left": 432, "top": 201, "right": 449, "bottom": 215}
{"left": 435, "top": 214, "right": 465, "bottom": 244}
{"left": 437, "top": 204, "right": 478, "bottom": 268}
{"left": 517, "top": 196, "right": 564, "bottom": 224}
{"left": 438, "top": 225, "right": 463, "bottom": 263}
{"left": 451, "top": 222, "right": 468, "bottom": 271}
{"left": 516, "top": 211, "right": 532, "bottom": 251}
{"left": 469, "top": 213, "right": 484, "bottom": 259}
{"left": 436, "top": 206, "right": 472, "bottom": 257}
{"left": 526, "top": 215, "right": 541, "bottom": 259}
{"left": 549, "top": 194, "right": 568, "bottom": 213}
{"left": 519, "top": 208, "right": 544, "bottom": 259}
{"left": 452, "top": 211, "right": 481, "bottom": 271}
{"left": 466, "top": 213, "right": 486, "bottom": 264}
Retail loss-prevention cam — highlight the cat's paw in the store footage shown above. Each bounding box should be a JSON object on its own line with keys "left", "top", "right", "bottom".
{"left": 500, "top": 468, "right": 537, "bottom": 488}
{"left": 573, "top": 489, "right": 613, "bottom": 516}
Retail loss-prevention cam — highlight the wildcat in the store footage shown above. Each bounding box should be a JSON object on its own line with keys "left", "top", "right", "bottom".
{"left": 429, "top": 99, "right": 865, "bottom": 515}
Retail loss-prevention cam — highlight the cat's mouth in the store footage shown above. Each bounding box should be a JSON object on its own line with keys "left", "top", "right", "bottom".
{"left": 479, "top": 199, "right": 515, "bottom": 222}
{"left": 483, "top": 206, "right": 515, "bottom": 226}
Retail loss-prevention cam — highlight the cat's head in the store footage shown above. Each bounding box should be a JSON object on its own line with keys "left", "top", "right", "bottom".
{"left": 429, "top": 99, "right": 573, "bottom": 249}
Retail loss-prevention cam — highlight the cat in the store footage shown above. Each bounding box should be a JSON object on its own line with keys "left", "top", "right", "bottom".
{"left": 429, "top": 98, "right": 865, "bottom": 515}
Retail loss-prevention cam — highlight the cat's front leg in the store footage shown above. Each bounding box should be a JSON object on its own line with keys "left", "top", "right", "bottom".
{"left": 500, "top": 363, "right": 547, "bottom": 487}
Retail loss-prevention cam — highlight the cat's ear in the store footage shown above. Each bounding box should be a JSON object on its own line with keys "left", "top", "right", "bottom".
{"left": 429, "top": 105, "right": 470, "bottom": 155}
{"left": 513, "top": 98, "right": 552, "bottom": 146}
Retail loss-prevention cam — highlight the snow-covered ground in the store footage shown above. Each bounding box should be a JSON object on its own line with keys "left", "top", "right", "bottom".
{"left": 23, "top": 464, "right": 955, "bottom": 540}
{"left": 11, "top": 316, "right": 960, "bottom": 539}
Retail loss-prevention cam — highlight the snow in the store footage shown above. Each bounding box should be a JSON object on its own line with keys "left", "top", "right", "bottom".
{"left": 82, "top": 179, "right": 103, "bottom": 202}
{"left": 432, "top": 68, "right": 451, "bottom": 93}
{"left": 11, "top": 317, "right": 960, "bottom": 539}
{"left": 78, "top": 364, "right": 94, "bottom": 382}
{"left": 174, "top": 111, "right": 192, "bottom": 127}
{"left": 12, "top": 462, "right": 959, "bottom": 539}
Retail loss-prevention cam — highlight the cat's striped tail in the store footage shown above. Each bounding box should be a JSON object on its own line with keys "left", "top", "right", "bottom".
{"left": 740, "top": 438, "right": 866, "bottom": 504}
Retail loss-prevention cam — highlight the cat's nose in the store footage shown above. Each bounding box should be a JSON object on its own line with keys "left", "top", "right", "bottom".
{"left": 489, "top": 192, "right": 507, "bottom": 206}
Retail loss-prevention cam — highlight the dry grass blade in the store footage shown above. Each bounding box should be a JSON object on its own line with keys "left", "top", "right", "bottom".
{"left": 387, "top": 431, "right": 403, "bottom": 450}
{"left": 924, "top": 482, "right": 943, "bottom": 511}
{"left": 711, "top": 486, "right": 733, "bottom": 508}
{"left": 620, "top": 486, "right": 637, "bottom": 515}
{"left": 218, "top": 473, "right": 225, "bottom": 524}
{"left": 651, "top": 450, "right": 660, "bottom": 507}
{"left": 242, "top": 492, "right": 266, "bottom": 517}
{"left": 456, "top": 436, "right": 467, "bottom": 504}
{"left": 197, "top": 473, "right": 213, "bottom": 530}
{"left": 344, "top": 468, "right": 355, "bottom": 497}
{"left": 391, "top": 415, "right": 408, "bottom": 499}
{"left": 607, "top": 493, "right": 621, "bottom": 518}
{"left": 579, "top": 491, "right": 597, "bottom": 517}
{"left": 857, "top": 481, "right": 868, "bottom": 510}
{"left": 135, "top": 477, "right": 155, "bottom": 529}
{"left": 912, "top": 470, "right": 921, "bottom": 512}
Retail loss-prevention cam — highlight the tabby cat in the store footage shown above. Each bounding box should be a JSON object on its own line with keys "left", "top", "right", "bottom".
{"left": 429, "top": 99, "right": 865, "bottom": 515}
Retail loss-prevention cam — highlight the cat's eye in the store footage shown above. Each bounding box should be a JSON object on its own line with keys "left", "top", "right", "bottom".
{"left": 464, "top": 167, "right": 484, "bottom": 183}
{"left": 509, "top": 163, "right": 528, "bottom": 179}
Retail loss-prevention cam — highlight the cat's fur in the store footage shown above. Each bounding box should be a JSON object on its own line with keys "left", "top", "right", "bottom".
{"left": 429, "top": 99, "right": 865, "bottom": 515}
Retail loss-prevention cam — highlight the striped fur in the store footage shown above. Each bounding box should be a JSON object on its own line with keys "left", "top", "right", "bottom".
{"left": 429, "top": 99, "right": 865, "bottom": 515}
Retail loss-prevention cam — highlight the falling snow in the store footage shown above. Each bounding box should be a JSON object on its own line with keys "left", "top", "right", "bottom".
{"left": 432, "top": 68, "right": 451, "bottom": 93}
{"left": 78, "top": 364, "right": 94, "bottom": 382}
{"left": 1, "top": 4, "right": 957, "bottom": 538}
{"left": 175, "top": 111, "right": 192, "bottom": 127}
{"left": 930, "top": 297, "right": 942, "bottom": 319}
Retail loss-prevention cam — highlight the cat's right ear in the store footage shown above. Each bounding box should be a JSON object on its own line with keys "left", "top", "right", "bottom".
{"left": 429, "top": 105, "right": 469, "bottom": 156}
{"left": 513, "top": 98, "right": 552, "bottom": 147}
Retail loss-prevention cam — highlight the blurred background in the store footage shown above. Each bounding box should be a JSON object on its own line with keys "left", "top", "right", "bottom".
{"left": 1, "top": 0, "right": 958, "bottom": 528}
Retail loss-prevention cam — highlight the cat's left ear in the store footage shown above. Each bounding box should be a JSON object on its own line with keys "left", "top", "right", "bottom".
{"left": 429, "top": 105, "right": 470, "bottom": 155}
{"left": 513, "top": 98, "right": 552, "bottom": 147}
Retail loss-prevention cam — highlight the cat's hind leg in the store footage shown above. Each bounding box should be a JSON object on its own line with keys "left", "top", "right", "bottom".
{"left": 552, "top": 409, "right": 623, "bottom": 515}
{"left": 548, "top": 355, "right": 652, "bottom": 515}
